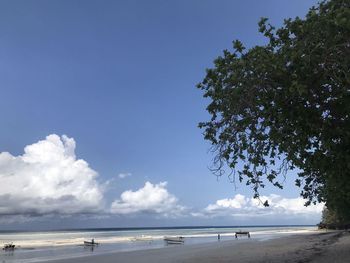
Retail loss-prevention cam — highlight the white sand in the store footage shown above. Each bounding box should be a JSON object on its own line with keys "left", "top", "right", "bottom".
{"left": 45, "top": 231, "right": 349, "bottom": 263}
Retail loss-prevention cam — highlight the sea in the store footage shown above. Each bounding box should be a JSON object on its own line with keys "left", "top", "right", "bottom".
{"left": 0, "top": 225, "right": 317, "bottom": 263}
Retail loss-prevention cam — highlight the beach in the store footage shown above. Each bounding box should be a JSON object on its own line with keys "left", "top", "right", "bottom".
{"left": 45, "top": 230, "right": 349, "bottom": 263}
{"left": 0, "top": 226, "right": 317, "bottom": 262}
{"left": 2, "top": 227, "right": 349, "bottom": 262}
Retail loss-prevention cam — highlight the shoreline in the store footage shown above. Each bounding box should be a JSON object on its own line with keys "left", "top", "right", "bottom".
{"left": 0, "top": 226, "right": 315, "bottom": 249}
{"left": 43, "top": 230, "right": 348, "bottom": 263}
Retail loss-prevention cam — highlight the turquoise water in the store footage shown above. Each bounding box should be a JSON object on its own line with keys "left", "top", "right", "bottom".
{"left": 0, "top": 226, "right": 316, "bottom": 262}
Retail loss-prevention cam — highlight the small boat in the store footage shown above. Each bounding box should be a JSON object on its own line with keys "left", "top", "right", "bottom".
{"left": 164, "top": 236, "right": 184, "bottom": 244}
{"left": 84, "top": 239, "right": 99, "bottom": 246}
{"left": 3, "top": 243, "right": 15, "bottom": 250}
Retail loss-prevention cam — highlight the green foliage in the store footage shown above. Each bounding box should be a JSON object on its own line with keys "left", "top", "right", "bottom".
{"left": 198, "top": 0, "right": 350, "bottom": 219}
{"left": 319, "top": 206, "right": 350, "bottom": 229}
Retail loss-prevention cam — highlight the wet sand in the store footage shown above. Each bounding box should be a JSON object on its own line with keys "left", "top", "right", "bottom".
{"left": 46, "top": 231, "right": 349, "bottom": 263}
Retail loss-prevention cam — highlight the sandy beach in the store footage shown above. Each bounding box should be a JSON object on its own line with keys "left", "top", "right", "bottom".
{"left": 45, "top": 230, "right": 350, "bottom": 263}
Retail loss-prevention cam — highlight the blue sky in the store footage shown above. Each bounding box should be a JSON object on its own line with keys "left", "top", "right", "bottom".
{"left": 0, "top": 0, "right": 322, "bottom": 230}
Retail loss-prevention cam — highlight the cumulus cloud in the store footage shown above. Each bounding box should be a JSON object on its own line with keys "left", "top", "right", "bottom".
{"left": 0, "top": 134, "right": 104, "bottom": 216}
{"left": 110, "top": 182, "right": 185, "bottom": 217}
{"left": 197, "top": 194, "right": 324, "bottom": 218}
{"left": 0, "top": 134, "right": 324, "bottom": 225}
{"left": 118, "top": 173, "right": 131, "bottom": 179}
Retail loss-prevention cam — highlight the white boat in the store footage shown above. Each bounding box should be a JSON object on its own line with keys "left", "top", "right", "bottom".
{"left": 163, "top": 236, "right": 184, "bottom": 244}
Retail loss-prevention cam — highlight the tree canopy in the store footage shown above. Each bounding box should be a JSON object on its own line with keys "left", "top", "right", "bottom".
{"left": 198, "top": 0, "right": 350, "bottom": 221}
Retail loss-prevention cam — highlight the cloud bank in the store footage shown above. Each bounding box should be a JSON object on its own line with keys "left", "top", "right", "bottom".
{"left": 0, "top": 134, "right": 103, "bottom": 216}
{"left": 196, "top": 194, "right": 324, "bottom": 218}
{"left": 110, "top": 182, "right": 185, "bottom": 217}
{"left": 0, "top": 135, "right": 185, "bottom": 220}
{"left": 0, "top": 134, "right": 324, "bottom": 224}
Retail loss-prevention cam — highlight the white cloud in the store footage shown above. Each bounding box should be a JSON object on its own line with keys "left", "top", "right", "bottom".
{"left": 118, "top": 173, "right": 131, "bottom": 179}
{"left": 206, "top": 194, "right": 247, "bottom": 210}
{"left": 0, "top": 134, "right": 325, "bottom": 225}
{"left": 0, "top": 134, "right": 104, "bottom": 216}
{"left": 197, "top": 194, "right": 324, "bottom": 218}
{"left": 110, "top": 182, "right": 185, "bottom": 217}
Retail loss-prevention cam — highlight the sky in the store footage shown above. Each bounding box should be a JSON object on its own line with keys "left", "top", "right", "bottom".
{"left": 0, "top": 0, "right": 322, "bottom": 230}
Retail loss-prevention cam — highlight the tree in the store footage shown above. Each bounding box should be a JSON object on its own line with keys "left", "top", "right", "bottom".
{"left": 198, "top": 0, "right": 350, "bottom": 222}
{"left": 320, "top": 207, "right": 339, "bottom": 228}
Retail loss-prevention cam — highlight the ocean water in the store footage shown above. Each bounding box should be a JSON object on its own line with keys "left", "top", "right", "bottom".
{"left": 0, "top": 226, "right": 317, "bottom": 263}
